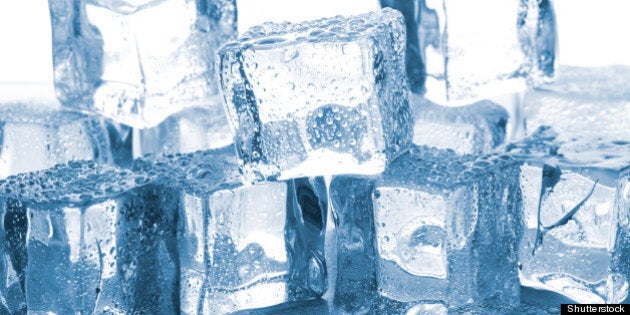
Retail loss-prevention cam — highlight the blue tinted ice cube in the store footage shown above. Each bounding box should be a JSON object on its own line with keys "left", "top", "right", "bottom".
{"left": 0, "top": 101, "right": 112, "bottom": 179}
{"left": 0, "top": 198, "right": 27, "bottom": 314}
{"left": 508, "top": 130, "right": 630, "bottom": 304}
{"left": 107, "top": 121, "right": 134, "bottom": 168}
{"left": 330, "top": 146, "right": 522, "bottom": 312}
{"left": 377, "top": 0, "right": 424, "bottom": 93}
{"left": 329, "top": 177, "right": 378, "bottom": 313}
{"left": 48, "top": 0, "right": 237, "bottom": 128}
{"left": 0, "top": 161, "right": 178, "bottom": 313}
{"left": 217, "top": 8, "right": 413, "bottom": 182}
{"left": 381, "top": 0, "right": 556, "bottom": 104}
{"left": 133, "top": 147, "right": 328, "bottom": 313}
{"left": 134, "top": 102, "right": 232, "bottom": 157}
{"left": 524, "top": 66, "right": 630, "bottom": 141}
{"left": 411, "top": 94, "right": 508, "bottom": 155}
{"left": 376, "top": 147, "right": 522, "bottom": 308}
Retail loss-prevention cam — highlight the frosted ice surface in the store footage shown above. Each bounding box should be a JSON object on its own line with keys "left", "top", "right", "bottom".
{"left": 411, "top": 94, "right": 508, "bottom": 155}
{"left": 330, "top": 146, "right": 522, "bottom": 311}
{"left": 508, "top": 129, "right": 630, "bottom": 303}
{"left": 135, "top": 101, "right": 233, "bottom": 157}
{"left": 524, "top": 66, "right": 630, "bottom": 141}
{"left": 0, "top": 161, "right": 178, "bottom": 313}
{"left": 48, "top": 0, "right": 238, "bottom": 128}
{"left": 381, "top": 0, "right": 556, "bottom": 104}
{"left": 133, "top": 148, "right": 328, "bottom": 314}
{"left": 0, "top": 102, "right": 113, "bottom": 179}
{"left": 217, "top": 8, "right": 413, "bottom": 182}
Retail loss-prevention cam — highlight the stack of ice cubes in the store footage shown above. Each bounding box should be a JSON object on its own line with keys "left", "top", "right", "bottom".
{"left": 1, "top": 0, "right": 629, "bottom": 313}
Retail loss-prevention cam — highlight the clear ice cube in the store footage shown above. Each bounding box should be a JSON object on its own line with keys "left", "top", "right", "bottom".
{"left": 378, "top": 0, "right": 424, "bottom": 93}
{"left": 134, "top": 101, "right": 232, "bottom": 157}
{"left": 524, "top": 66, "right": 630, "bottom": 141}
{"left": 0, "top": 161, "right": 178, "bottom": 313}
{"left": 217, "top": 8, "right": 413, "bottom": 182}
{"left": 508, "top": 130, "right": 630, "bottom": 304}
{"left": 381, "top": 0, "right": 556, "bottom": 104}
{"left": 0, "top": 101, "right": 113, "bottom": 179}
{"left": 330, "top": 146, "right": 522, "bottom": 311}
{"left": 107, "top": 121, "right": 134, "bottom": 168}
{"left": 329, "top": 177, "right": 378, "bottom": 313}
{"left": 410, "top": 94, "right": 508, "bottom": 155}
{"left": 132, "top": 147, "right": 328, "bottom": 313}
{"left": 48, "top": 0, "right": 238, "bottom": 128}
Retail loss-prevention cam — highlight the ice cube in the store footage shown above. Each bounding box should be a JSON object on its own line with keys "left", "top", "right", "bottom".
{"left": 0, "top": 161, "right": 178, "bottom": 313}
{"left": 410, "top": 94, "right": 508, "bottom": 155}
{"left": 217, "top": 8, "right": 413, "bottom": 182}
{"left": 378, "top": 0, "right": 424, "bottom": 93}
{"left": 132, "top": 147, "right": 328, "bottom": 313}
{"left": 328, "top": 177, "right": 378, "bottom": 313}
{"left": 0, "top": 101, "right": 113, "bottom": 179}
{"left": 107, "top": 121, "right": 134, "bottom": 168}
{"left": 524, "top": 66, "right": 630, "bottom": 141}
{"left": 48, "top": 0, "right": 238, "bottom": 128}
{"left": 508, "top": 130, "right": 630, "bottom": 304}
{"left": 381, "top": 0, "right": 556, "bottom": 105}
{"left": 330, "top": 146, "right": 522, "bottom": 311}
{"left": 0, "top": 198, "right": 27, "bottom": 314}
{"left": 134, "top": 101, "right": 232, "bottom": 157}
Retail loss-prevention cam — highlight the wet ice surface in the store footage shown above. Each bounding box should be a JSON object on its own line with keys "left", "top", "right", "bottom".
{"left": 381, "top": 0, "right": 556, "bottom": 105}
{"left": 410, "top": 94, "right": 508, "bottom": 155}
{"left": 0, "top": 161, "right": 178, "bottom": 314}
{"left": 218, "top": 8, "right": 413, "bottom": 182}
{"left": 328, "top": 177, "right": 378, "bottom": 313}
{"left": 524, "top": 66, "right": 630, "bottom": 141}
{"left": 231, "top": 286, "right": 579, "bottom": 314}
{"left": 507, "top": 128, "right": 630, "bottom": 304}
{"left": 374, "top": 146, "right": 522, "bottom": 309}
{"left": 0, "top": 102, "right": 113, "bottom": 179}
{"left": 133, "top": 148, "right": 328, "bottom": 314}
{"left": 134, "top": 100, "right": 233, "bottom": 157}
{"left": 328, "top": 146, "right": 523, "bottom": 313}
{"left": 48, "top": 0, "right": 238, "bottom": 128}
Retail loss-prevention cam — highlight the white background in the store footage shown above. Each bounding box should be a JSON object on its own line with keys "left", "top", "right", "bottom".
{"left": 0, "top": 0, "right": 629, "bottom": 84}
